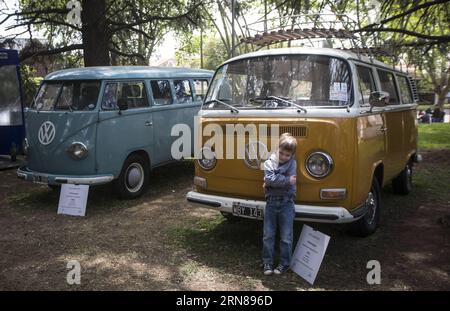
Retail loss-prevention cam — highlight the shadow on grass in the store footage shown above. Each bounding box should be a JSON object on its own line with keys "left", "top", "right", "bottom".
{"left": 164, "top": 160, "right": 450, "bottom": 290}
{"left": 6, "top": 160, "right": 195, "bottom": 215}
{"left": 3, "top": 153, "right": 448, "bottom": 290}
{"left": 164, "top": 212, "right": 379, "bottom": 290}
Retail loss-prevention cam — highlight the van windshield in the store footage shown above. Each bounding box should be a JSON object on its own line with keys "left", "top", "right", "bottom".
{"left": 33, "top": 81, "right": 101, "bottom": 111}
{"left": 204, "top": 55, "right": 352, "bottom": 110}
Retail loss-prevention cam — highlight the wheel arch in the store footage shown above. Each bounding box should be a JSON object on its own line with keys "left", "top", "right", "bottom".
{"left": 126, "top": 149, "right": 151, "bottom": 170}
{"left": 372, "top": 161, "right": 384, "bottom": 187}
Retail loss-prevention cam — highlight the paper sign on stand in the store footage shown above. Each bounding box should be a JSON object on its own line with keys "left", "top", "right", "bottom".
{"left": 290, "top": 224, "right": 330, "bottom": 285}
{"left": 57, "top": 184, "right": 89, "bottom": 216}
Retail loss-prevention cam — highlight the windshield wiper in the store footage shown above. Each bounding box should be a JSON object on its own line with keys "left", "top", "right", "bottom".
{"left": 249, "top": 96, "right": 307, "bottom": 113}
{"left": 203, "top": 99, "right": 239, "bottom": 114}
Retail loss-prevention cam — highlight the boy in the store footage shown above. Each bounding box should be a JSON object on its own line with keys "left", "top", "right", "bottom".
{"left": 262, "top": 133, "right": 297, "bottom": 275}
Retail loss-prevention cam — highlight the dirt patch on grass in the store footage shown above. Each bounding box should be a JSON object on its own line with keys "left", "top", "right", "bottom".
{"left": 422, "top": 149, "right": 450, "bottom": 166}
{"left": 0, "top": 154, "right": 449, "bottom": 290}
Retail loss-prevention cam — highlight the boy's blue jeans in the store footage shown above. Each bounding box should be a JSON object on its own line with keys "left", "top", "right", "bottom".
{"left": 262, "top": 196, "right": 295, "bottom": 267}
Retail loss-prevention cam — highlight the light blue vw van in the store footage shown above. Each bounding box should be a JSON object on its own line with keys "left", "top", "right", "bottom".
{"left": 17, "top": 66, "right": 212, "bottom": 198}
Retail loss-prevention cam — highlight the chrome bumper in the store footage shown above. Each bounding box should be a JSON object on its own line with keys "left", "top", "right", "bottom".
{"left": 17, "top": 166, "right": 114, "bottom": 185}
{"left": 186, "top": 191, "right": 361, "bottom": 224}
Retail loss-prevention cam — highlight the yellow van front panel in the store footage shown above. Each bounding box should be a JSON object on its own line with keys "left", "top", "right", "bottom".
{"left": 195, "top": 117, "right": 357, "bottom": 210}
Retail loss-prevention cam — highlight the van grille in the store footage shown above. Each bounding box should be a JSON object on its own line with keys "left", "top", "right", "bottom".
{"left": 204, "top": 124, "right": 308, "bottom": 138}
{"left": 279, "top": 125, "right": 307, "bottom": 137}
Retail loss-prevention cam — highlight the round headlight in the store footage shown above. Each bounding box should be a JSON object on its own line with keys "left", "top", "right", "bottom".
{"left": 67, "top": 142, "right": 88, "bottom": 160}
{"left": 306, "top": 151, "right": 333, "bottom": 178}
{"left": 197, "top": 147, "right": 216, "bottom": 171}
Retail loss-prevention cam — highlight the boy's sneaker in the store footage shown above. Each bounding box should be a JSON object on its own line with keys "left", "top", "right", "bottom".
{"left": 263, "top": 264, "right": 274, "bottom": 275}
{"left": 274, "top": 264, "right": 290, "bottom": 275}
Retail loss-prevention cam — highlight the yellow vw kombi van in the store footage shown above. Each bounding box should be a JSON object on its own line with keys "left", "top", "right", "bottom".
{"left": 187, "top": 47, "right": 420, "bottom": 236}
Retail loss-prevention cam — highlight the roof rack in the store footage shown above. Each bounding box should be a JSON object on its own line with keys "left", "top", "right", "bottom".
{"left": 240, "top": 28, "right": 356, "bottom": 45}
{"left": 239, "top": 14, "right": 377, "bottom": 62}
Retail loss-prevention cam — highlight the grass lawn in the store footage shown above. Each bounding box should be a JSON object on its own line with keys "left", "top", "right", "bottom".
{"left": 0, "top": 123, "right": 449, "bottom": 290}
{"left": 418, "top": 123, "right": 450, "bottom": 150}
{"left": 417, "top": 103, "right": 450, "bottom": 110}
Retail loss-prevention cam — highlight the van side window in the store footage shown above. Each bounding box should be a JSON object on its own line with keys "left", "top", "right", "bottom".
{"left": 377, "top": 70, "right": 399, "bottom": 105}
{"left": 193, "top": 79, "right": 209, "bottom": 100}
{"left": 102, "top": 81, "right": 148, "bottom": 110}
{"left": 151, "top": 80, "right": 173, "bottom": 105}
{"left": 174, "top": 80, "right": 193, "bottom": 104}
{"left": 397, "top": 75, "right": 413, "bottom": 104}
{"left": 356, "top": 66, "right": 375, "bottom": 106}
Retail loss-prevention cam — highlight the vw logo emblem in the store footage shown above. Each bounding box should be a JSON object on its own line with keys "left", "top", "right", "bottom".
{"left": 38, "top": 121, "right": 56, "bottom": 145}
{"left": 244, "top": 141, "right": 270, "bottom": 170}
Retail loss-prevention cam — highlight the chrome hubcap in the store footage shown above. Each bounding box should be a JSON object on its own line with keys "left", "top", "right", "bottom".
{"left": 125, "top": 163, "right": 144, "bottom": 193}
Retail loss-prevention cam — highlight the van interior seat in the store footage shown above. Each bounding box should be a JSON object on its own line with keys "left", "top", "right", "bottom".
{"left": 80, "top": 85, "right": 99, "bottom": 109}
{"left": 122, "top": 84, "right": 143, "bottom": 108}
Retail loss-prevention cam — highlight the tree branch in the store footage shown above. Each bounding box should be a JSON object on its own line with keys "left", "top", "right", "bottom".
{"left": 0, "top": 8, "right": 69, "bottom": 26}
{"left": 20, "top": 44, "right": 84, "bottom": 62}
{"left": 109, "top": 48, "right": 145, "bottom": 60}
{"left": 360, "top": 0, "right": 449, "bottom": 30}
{"left": 352, "top": 27, "right": 450, "bottom": 42}
{"left": 6, "top": 18, "right": 82, "bottom": 32}
{"left": 109, "top": 6, "right": 198, "bottom": 33}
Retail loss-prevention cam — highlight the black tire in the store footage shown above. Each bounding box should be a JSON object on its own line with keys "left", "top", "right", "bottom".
{"left": 348, "top": 178, "right": 381, "bottom": 237}
{"left": 48, "top": 184, "right": 60, "bottom": 191}
{"left": 392, "top": 162, "right": 412, "bottom": 195}
{"left": 220, "top": 211, "right": 240, "bottom": 222}
{"left": 113, "top": 154, "right": 149, "bottom": 199}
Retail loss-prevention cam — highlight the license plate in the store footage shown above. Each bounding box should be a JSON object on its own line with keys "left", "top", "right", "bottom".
{"left": 32, "top": 174, "right": 48, "bottom": 184}
{"left": 232, "top": 202, "right": 263, "bottom": 219}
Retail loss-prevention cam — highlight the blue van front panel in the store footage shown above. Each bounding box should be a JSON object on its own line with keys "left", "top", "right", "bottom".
{"left": 25, "top": 110, "right": 98, "bottom": 175}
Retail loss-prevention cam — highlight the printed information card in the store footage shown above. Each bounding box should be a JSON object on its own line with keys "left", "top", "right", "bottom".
{"left": 290, "top": 224, "right": 330, "bottom": 285}
{"left": 57, "top": 184, "right": 89, "bottom": 217}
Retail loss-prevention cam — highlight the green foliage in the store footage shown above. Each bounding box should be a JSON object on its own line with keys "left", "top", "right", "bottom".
{"left": 17, "top": 0, "right": 203, "bottom": 65}
{"left": 18, "top": 0, "right": 79, "bottom": 48}
{"left": 11, "top": 0, "right": 450, "bottom": 76}
{"left": 110, "top": 0, "right": 203, "bottom": 65}
{"left": 175, "top": 32, "right": 228, "bottom": 70}
{"left": 19, "top": 65, "right": 42, "bottom": 107}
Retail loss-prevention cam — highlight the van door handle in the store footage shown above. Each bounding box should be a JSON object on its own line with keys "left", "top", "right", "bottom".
{"left": 145, "top": 121, "right": 153, "bottom": 126}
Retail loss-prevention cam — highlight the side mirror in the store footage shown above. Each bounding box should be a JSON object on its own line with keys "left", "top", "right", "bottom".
{"left": 117, "top": 98, "right": 128, "bottom": 111}
{"left": 369, "top": 91, "right": 390, "bottom": 108}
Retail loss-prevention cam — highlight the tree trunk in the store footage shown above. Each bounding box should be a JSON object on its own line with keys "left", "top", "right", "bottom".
{"left": 436, "top": 91, "right": 448, "bottom": 109}
{"left": 81, "top": 0, "right": 110, "bottom": 66}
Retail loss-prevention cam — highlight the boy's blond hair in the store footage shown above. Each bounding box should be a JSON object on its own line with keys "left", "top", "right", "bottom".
{"left": 279, "top": 133, "right": 297, "bottom": 153}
